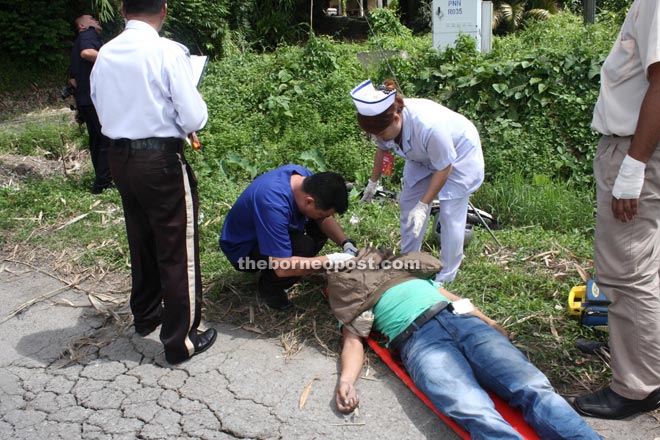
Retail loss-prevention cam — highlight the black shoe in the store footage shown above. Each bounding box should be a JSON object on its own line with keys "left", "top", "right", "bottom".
{"left": 574, "top": 386, "right": 660, "bottom": 419}
{"left": 166, "top": 328, "right": 217, "bottom": 365}
{"left": 135, "top": 318, "right": 162, "bottom": 336}
{"left": 261, "top": 291, "right": 293, "bottom": 311}
{"left": 575, "top": 338, "right": 609, "bottom": 355}
{"left": 91, "top": 183, "right": 115, "bottom": 194}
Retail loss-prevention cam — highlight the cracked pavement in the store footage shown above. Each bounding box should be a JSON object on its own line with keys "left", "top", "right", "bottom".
{"left": 1, "top": 262, "right": 658, "bottom": 439}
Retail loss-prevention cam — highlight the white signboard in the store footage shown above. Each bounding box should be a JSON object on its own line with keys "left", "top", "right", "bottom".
{"left": 432, "top": 0, "right": 482, "bottom": 51}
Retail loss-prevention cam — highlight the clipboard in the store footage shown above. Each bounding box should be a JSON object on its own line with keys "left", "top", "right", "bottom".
{"left": 187, "top": 55, "right": 208, "bottom": 150}
{"left": 190, "top": 55, "right": 208, "bottom": 88}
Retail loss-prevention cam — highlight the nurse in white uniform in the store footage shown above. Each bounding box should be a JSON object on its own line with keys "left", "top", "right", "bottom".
{"left": 350, "top": 79, "right": 484, "bottom": 282}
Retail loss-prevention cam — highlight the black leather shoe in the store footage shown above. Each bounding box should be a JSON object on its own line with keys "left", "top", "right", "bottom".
{"left": 91, "top": 183, "right": 115, "bottom": 194}
{"left": 135, "top": 318, "right": 162, "bottom": 336}
{"left": 574, "top": 386, "right": 660, "bottom": 419}
{"left": 193, "top": 328, "right": 217, "bottom": 356}
{"left": 167, "top": 328, "right": 218, "bottom": 365}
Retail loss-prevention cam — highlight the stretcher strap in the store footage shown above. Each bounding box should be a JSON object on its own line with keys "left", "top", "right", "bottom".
{"left": 366, "top": 335, "right": 540, "bottom": 440}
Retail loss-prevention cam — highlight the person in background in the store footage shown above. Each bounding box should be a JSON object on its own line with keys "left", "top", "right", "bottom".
{"left": 350, "top": 79, "right": 484, "bottom": 283}
{"left": 220, "top": 165, "right": 357, "bottom": 310}
{"left": 90, "top": 0, "right": 215, "bottom": 365}
{"left": 573, "top": 0, "right": 660, "bottom": 419}
{"left": 69, "top": 14, "right": 112, "bottom": 194}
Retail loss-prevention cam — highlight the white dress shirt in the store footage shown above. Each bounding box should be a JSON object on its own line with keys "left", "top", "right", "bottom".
{"left": 91, "top": 20, "right": 208, "bottom": 140}
{"left": 375, "top": 98, "right": 484, "bottom": 200}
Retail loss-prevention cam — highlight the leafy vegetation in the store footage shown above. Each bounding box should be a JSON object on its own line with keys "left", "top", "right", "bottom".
{"left": 0, "top": 0, "right": 71, "bottom": 65}
{"left": 492, "top": 0, "right": 557, "bottom": 35}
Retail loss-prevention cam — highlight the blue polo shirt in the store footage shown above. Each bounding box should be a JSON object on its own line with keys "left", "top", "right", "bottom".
{"left": 220, "top": 165, "right": 313, "bottom": 264}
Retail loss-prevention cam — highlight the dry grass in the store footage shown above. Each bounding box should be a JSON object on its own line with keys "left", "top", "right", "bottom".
{"left": 204, "top": 273, "right": 343, "bottom": 359}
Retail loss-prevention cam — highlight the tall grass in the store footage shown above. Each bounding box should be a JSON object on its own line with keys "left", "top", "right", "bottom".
{"left": 473, "top": 173, "right": 595, "bottom": 234}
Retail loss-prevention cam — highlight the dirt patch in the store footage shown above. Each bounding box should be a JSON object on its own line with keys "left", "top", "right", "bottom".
{"left": 0, "top": 151, "right": 89, "bottom": 189}
{"left": 0, "top": 87, "right": 69, "bottom": 123}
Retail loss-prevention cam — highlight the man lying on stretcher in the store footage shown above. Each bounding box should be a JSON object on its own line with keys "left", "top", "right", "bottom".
{"left": 326, "top": 247, "right": 601, "bottom": 440}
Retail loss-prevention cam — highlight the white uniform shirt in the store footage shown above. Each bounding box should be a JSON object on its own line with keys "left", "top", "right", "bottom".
{"left": 90, "top": 20, "right": 208, "bottom": 140}
{"left": 591, "top": 0, "right": 660, "bottom": 136}
{"left": 375, "top": 98, "right": 484, "bottom": 199}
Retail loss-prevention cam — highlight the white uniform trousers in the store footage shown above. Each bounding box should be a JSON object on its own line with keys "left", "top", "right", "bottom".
{"left": 399, "top": 173, "right": 470, "bottom": 283}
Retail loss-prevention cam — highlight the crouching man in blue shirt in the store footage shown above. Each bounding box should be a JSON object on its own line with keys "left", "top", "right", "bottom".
{"left": 220, "top": 164, "right": 357, "bottom": 310}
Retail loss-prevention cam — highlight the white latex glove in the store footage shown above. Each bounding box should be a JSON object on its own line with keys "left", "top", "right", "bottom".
{"left": 326, "top": 252, "right": 355, "bottom": 266}
{"left": 360, "top": 179, "right": 378, "bottom": 203}
{"left": 342, "top": 239, "right": 358, "bottom": 256}
{"left": 612, "top": 154, "right": 646, "bottom": 199}
{"left": 406, "top": 201, "right": 430, "bottom": 238}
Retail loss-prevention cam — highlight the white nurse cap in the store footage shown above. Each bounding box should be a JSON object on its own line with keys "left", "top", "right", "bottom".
{"left": 350, "top": 79, "right": 397, "bottom": 116}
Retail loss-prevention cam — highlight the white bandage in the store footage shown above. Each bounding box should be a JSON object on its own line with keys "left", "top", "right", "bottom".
{"left": 451, "top": 298, "right": 475, "bottom": 315}
{"left": 406, "top": 201, "right": 430, "bottom": 238}
{"left": 326, "top": 252, "right": 355, "bottom": 266}
{"left": 612, "top": 154, "right": 646, "bottom": 199}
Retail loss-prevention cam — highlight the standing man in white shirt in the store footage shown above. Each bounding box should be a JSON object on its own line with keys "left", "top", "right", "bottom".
{"left": 573, "top": 0, "right": 660, "bottom": 419}
{"left": 90, "top": 0, "right": 216, "bottom": 365}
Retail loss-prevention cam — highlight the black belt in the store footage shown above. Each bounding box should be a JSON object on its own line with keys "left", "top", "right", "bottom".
{"left": 389, "top": 301, "right": 451, "bottom": 351}
{"left": 112, "top": 137, "right": 183, "bottom": 153}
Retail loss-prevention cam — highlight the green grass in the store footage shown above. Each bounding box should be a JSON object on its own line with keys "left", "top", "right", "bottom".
{"left": 0, "top": 118, "right": 84, "bottom": 156}
{"left": 0, "top": 137, "right": 609, "bottom": 394}
{"left": 474, "top": 173, "right": 596, "bottom": 234}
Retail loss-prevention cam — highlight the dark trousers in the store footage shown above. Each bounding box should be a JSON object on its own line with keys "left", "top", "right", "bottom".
{"left": 78, "top": 105, "right": 112, "bottom": 190}
{"left": 109, "top": 145, "right": 202, "bottom": 364}
{"left": 235, "top": 222, "right": 328, "bottom": 299}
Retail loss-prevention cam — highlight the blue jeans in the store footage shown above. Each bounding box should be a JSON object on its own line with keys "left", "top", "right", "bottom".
{"left": 400, "top": 311, "right": 602, "bottom": 440}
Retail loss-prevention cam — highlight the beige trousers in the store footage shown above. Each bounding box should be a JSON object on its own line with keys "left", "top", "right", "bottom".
{"left": 594, "top": 135, "right": 660, "bottom": 399}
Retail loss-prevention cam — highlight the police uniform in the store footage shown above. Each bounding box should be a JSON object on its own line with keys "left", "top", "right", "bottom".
{"left": 91, "top": 19, "right": 209, "bottom": 364}
{"left": 70, "top": 26, "right": 112, "bottom": 192}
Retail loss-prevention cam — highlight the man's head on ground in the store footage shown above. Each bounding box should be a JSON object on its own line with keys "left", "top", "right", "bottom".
{"left": 299, "top": 172, "right": 349, "bottom": 220}
{"left": 121, "top": 0, "right": 167, "bottom": 29}
{"left": 74, "top": 15, "right": 101, "bottom": 33}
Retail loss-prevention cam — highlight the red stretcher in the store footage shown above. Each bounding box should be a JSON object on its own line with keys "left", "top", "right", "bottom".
{"left": 366, "top": 333, "right": 540, "bottom": 440}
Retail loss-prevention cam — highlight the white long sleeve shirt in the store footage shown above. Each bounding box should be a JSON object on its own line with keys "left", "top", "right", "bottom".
{"left": 91, "top": 20, "right": 208, "bottom": 140}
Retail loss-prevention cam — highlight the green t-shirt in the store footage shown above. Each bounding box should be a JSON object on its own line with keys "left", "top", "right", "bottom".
{"left": 373, "top": 278, "right": 450, "bottom": 343}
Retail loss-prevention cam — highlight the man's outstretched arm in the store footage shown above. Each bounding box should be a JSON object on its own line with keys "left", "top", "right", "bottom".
{"left": 336, "top": 326, "right": 364, "bottom": 413}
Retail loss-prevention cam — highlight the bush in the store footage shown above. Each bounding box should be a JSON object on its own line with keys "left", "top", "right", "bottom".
{"left": 373, "top": 13, "right": 617, "bottom": 185}
{"left": 164, "top": 0, "right": 230, "bottom": 57}
{"left": 0, "top": 0, "right": 71, "bottom": 65}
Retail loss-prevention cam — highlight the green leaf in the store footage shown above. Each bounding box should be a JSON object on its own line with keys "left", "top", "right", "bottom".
{"left": 492, "top": 83, "right": 508, "bottom": 94}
